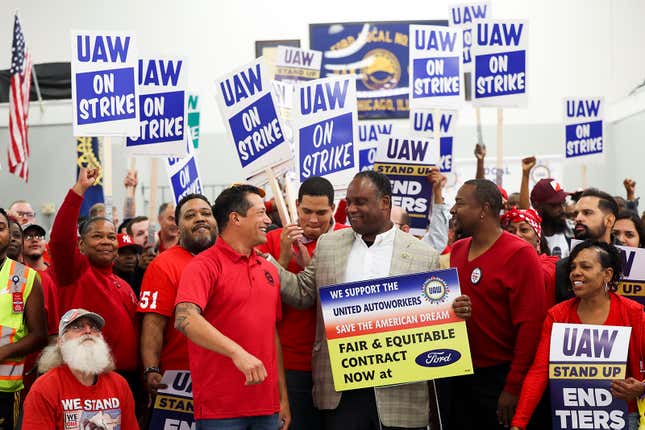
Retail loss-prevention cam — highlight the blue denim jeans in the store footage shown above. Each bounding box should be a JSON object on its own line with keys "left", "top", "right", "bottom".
{"left": 197, "top": 414, "right": 280, "bottom": 430}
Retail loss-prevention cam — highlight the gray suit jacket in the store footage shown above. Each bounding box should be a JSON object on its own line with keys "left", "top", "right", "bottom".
{"left": 275, "top": 227, "right": 440, "bottom": 428}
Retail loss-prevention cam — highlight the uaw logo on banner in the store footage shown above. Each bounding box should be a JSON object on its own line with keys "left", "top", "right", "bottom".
{"left": 549, "top": 323, "right": 630, "bottom": 430}
{"left": 126, "top": 58, "right": 187, "bottom": 156}
{"left": 471, "top": 20, "right": 528, "bottom": 107}
{"left": 310, "top": 21, "right": 446, "bottom": 119}
{"left": 564, "top": 98, "right": 604, "bottom": 161}
{"left": 275, "top": 46, "right": 322, "bottom": 83}
{"left": 374, "top": 136, "right": 439, "bottom": 236}
{"left": 71, "top": 31, "right": 139, "bottom": 137}
{"left": 448, "top": 1, "right": 491, "bottom": 73}
{"left": 357, "top": 121, "right": 395, "bottom": 171}
{"left": 150, "top": 370, "right": 194, "bottom": 430}
{"left": 410, "top": 108, "right": 457, "bottom": 173}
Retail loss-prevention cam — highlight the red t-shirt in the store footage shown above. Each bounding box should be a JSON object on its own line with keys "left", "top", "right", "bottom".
{"left": 22, "top": 365, "right": 138, "bottom": 430}
{"left": 257, "top": 223, "right": 347, "bottom": 371}
{"left": 38, "top": 270, "right": 60, "bottom": 336}
{"left": 539, "top": 253, "right": 558, "bottom": 309}
{"left": 450, "top": 231, "right": 546, "bottom": 395}
{"left": 175, "top": 238, "right": 282, "bottom": 420}
{"left": 138, "top": 245, "right": 193, "bottom": 370}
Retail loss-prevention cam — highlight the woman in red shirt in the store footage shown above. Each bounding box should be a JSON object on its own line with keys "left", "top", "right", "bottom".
{"left": 511, "top": 240, "right": 645, "bottom": 430}
{"left": 501, "top": 207, "right": 559, "bottom": 308}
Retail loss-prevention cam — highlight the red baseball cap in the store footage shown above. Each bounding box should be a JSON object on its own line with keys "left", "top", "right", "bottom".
{"left": 117, "top": 233, "right": 143, "bottom": 252}
{"left": 530, "top": 178, "right": 569, "bottom": 206}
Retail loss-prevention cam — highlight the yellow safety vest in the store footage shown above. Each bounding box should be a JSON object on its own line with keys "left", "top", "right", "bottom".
{"left": 0, "top": 258, "right": 35, "bottom": 392}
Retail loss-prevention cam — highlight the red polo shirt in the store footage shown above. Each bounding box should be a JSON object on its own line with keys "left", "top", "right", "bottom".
{"left": 138, "top": 245, "right": 194, "bottom": 370}
{"left": 175, "top": 238, "right": 282, "bottom": 420}
{"left": 257, "top": 223, "right": 347, "bottom": 371}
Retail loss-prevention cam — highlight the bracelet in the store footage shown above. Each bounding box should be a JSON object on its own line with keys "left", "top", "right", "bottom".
{"left": 143, "top": 366, "right": 161, "bottom": 376}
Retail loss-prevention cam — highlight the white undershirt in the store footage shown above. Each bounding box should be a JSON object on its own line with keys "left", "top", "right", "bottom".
{"left": 544, "top": 232, "right": 570, "bottom": 258}
{"left": 344, "top": 225, "right": 396, "bottom": 283}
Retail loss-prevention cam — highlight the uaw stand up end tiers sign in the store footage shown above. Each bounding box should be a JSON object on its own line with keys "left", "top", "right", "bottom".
{"left": 320, "top": 269, "right": 473, "bottom": 391}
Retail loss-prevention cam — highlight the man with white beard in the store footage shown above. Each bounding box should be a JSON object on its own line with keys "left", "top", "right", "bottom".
{"left": 21, "top": 309, "right": 139, "bottom": 430}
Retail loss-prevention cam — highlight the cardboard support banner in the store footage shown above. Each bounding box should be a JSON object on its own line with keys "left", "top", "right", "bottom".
{"left": 165, "top": 138, "right": 203, "bottom": 205}
{"left": 410, "top": 108, "right": 457, "bottom": 173}
{"left": 563, "top": 98, "right": 604, "bottom": 161}
{"left": 320, "top": 269, "right": 473, "bottom": 391}
{"left": 150, "top": 370, "right": 194, "bottom": 429}
{"left": 374, "top": 136, "right": 439, "bottom": 236}
{"left": 409, "top": 25, "right": 463, "bottom": 109}
{"left": 293, "top": 75, "right": 359, "bottom": 189}
{"left": 549, "top": 323, "right": 630, "bottom": 430}
{"left": 71, "top": 31, "right": 139, "bottom": 137}
{"left": 448, "top": 2, "right": 491, "bottom": 73}
{"left": 471, "top": 20, "right": 528, "bottom": 107}
{"left": 275, "top": 46, "right": 322, "bottom": 83}
{"left": 126, "top": 57, "right": 188, "bottom": 156}
{"left": 215, "top": 58, "right": 292, "bottom": 181}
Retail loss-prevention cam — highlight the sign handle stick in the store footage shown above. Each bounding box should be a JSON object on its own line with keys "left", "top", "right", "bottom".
{"left": 475, "top": 107, "right": 483, "bottom": 147}
{"left": 433, "top": 108, "right": 441, "bottom": 149}
{"left": 284, "top": 174, "right": 299, "bottom": 225}
{"left": 581, "top": 164, "right": 588, "bottom": 189}
{"left": 149, "top": 159, "right": 158, "bottom": 222}
{"left": 102, "top": 136, "right": 113, "bottom": 221}
{"left": 496, "top": 108, "right": 503, "bottom": 186}
{"left": 265, "top": 168, "right": 290, "bottom": 226}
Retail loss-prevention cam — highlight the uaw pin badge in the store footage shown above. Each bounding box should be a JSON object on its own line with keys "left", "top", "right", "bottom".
{"left": 470, "top": 268, "right": 482, "bottom": 285}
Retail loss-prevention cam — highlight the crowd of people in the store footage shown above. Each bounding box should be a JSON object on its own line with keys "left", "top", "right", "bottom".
{"left": 0, "top": 144, "right": 644, "bottom": 430}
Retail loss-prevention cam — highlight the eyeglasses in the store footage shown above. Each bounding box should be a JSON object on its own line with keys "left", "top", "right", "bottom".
{"left": 65, "top": 320, "right": 100, "bottom": 333}
{"left": 24, "top": 234, "right": 44, "bottom": 241}
{"left": 16, "top": 211, "right": 35, "bottom": 218}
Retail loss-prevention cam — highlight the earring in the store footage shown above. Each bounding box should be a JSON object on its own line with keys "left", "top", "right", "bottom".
{"left": 604, "top": 282, "right": 609, "bottom": 292}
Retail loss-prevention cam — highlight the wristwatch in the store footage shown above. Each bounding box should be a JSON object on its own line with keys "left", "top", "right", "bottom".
{"left": 143, "top": 366, "right": 161, "bottom": 376}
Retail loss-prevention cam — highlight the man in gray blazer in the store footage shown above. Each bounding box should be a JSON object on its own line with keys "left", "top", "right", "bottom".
{"left": 270, "top": 170, "right": 472, "bottom": 430}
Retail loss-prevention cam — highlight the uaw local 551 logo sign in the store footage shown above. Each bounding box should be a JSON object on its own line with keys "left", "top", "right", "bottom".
{"left": 421, "top": 276, "right": 450, "bottom": 304}
{"left": 361, "top": 48, "right": 401, "bottom": 91}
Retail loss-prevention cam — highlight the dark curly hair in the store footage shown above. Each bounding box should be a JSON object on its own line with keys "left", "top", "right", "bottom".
{"left": 568, "top": 240, "right": 623, "bottom": 291}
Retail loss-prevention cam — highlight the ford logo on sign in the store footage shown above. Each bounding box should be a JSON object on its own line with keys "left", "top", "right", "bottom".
{"left": 415, "top": 349, "right": 461, "bottom": 367}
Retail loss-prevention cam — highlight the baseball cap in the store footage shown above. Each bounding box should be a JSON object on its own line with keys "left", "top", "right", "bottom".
{"left": 117, "top": 233, "right": 143, "bottom": 252}
{"left": 530, "top": 178, "right": 569, "bottom": 206}
{"left": 22, "top": 223, "right": 46, "bottom": 238}
{"left": 59, "top": 308, "right": 105, "bottom": 337}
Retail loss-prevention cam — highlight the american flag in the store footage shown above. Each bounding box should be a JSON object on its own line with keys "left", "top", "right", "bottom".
{"left": 7, "top": 14, "right": 32, "bottom": 181}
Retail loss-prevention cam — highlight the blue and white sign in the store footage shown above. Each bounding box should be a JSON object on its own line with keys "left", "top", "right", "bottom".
{"left": 150, "top": 370, "right": 194, "bottom": 430}
{"left": 448, "top": 2, "right": 491, "bottom": 73}
{"left": 357, "top": 121, "right": 396, "bottom": 171}
{"left": 471, "top": 20, "right": 528, "bottom": 107}
{"left": 71, "top": 30, "right": 139, "bottom": 137}
{"left": 275, "top": 46, "right": 322, "bottom": 83}
{"left": 215, "top": 58, "right": 292, "bottom": 180}
{"left": 410, "top": 25, "right": 463, "bottom": 109}
{"left": 549, "top": 323, "right": 630, "bottom": 430}
{"left": 564, "top": 98, "right": 604, "bottom": 161}
{"left": 165, "top": 138, "right": 202, "bottom": 205}
{"left": 410, "top": 108, "right": 457, "bottom": 173}
{"left": 293, "top": 76, "right": 359, "bottom": 189}
{"left": 126, "top": 57, "right": 187, "bottom": 156}
{"left": 374, "top": 136, "right": 439, "bottom": 235}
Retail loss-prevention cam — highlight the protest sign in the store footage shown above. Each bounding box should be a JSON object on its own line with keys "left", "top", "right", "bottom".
{"left": 320, "top": 269, "right": 472, "bottom": 391}
{"left": 471, "top": 20, "right": 528, "bottom": 107}
{"left": 448, "top": 2, "right": 491, "bottom": 73}
{"left": 374, "top": 136, "right": 439, "bottom": 235}
{"left": 165, "top": 139, "right": 202, "bottom": 205}
{"left": 187, "top": 93, "right": 200, "bottom": 149}
{"left": 215, "top": 58, "right": 292, "bottom": 180}
{"left": 357, "top": 121, "right": 396, "bottom": 171}
{"left": 126, "top": 57, "right": 187, "bottom": 156}
{"left": 410, "top": 108, "right": 457, "bottom": 173}
{"left": 409, "top": 25, "right": 463, "bottom": 109}
{"left": 564, "top": 98, "right": 604, "bottom": 161}
{"left": 150, "top": 370, "right": 194, "bottom": 430}
{"left": 275, "top": 46, "right": 322, "bottom": 83}
{"left": 292, "top": 75, "right": 359, "bottom": 188}
{"left": 71, "top": 31, "right": 139, "bottom": 137}
{"left": 549, "top": 323, "right": 630, "bottom": 430}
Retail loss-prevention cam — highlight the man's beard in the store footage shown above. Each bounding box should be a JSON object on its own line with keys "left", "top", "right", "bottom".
{"left": 574, "top": 223, "right": 606, "bottom": 241}
{"left": 183, "top": 232, "right": 216, "bottom": 254}
{"left": 542, "top": 213, "right": 567, "bottom": 233}
{"left": 61, "top": 334, "right": 113, "bottom": 375}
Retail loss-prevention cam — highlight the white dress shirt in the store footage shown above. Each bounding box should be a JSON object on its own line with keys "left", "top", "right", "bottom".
{"left": 344, "top": 225, "right": 396, "bottom": 283}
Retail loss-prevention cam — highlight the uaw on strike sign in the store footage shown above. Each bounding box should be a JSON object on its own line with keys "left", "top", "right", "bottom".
{"left": 320, "top": 269, "right": 472, "bottom": 391}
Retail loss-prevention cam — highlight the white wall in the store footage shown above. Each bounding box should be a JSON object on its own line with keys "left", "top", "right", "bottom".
{"left": 1, "top": 0, "right": 645, "bottom": 222}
